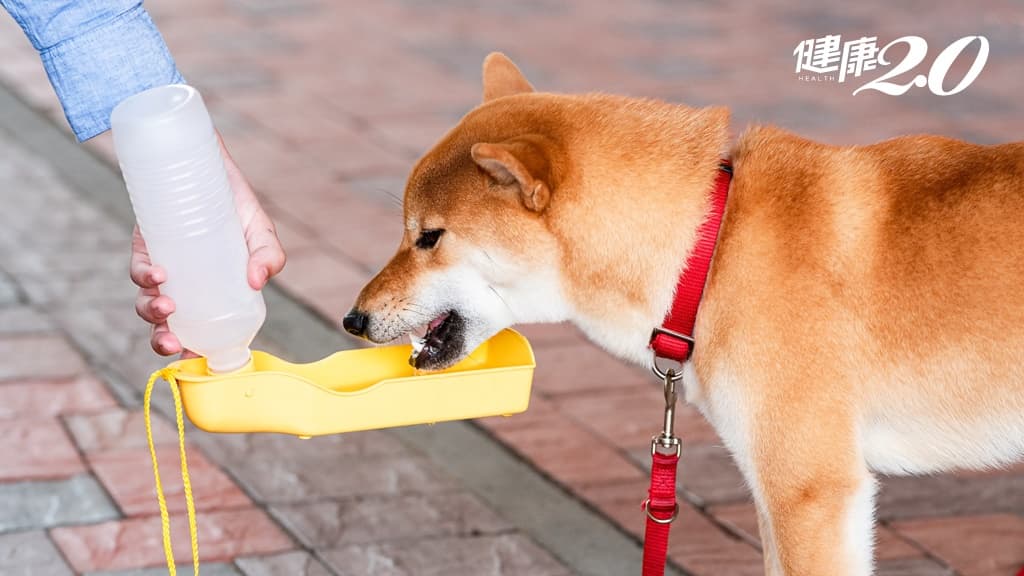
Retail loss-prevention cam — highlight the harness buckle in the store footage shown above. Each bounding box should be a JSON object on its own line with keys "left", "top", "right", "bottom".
{"left": 650, "top": 326, "right": 695, "bottom": 347}
{"left": 650, "top": 326, "right": 695, "bottom": 367}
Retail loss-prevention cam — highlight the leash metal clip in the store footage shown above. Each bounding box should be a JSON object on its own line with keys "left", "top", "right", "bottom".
{"left": 651, "top": 367, "right": 682, "bottom": 457}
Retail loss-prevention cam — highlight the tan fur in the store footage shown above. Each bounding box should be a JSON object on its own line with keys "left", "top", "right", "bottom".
{"left": 350, "top": 53, "right": 1024, "bottom": 575}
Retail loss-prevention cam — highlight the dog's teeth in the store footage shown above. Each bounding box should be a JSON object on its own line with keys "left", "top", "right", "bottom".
{"left": 409, "top": 334, "right": 425, "bottom": 357}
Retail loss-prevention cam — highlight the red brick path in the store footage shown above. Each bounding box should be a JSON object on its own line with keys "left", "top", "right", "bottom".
{"left": 1, "top": 1, "right": 1023, "bottom": 575}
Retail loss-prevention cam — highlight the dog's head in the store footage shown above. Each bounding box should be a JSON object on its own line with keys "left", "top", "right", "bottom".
{"left": 344, "top": 53, "right": 570, "bottom": 369}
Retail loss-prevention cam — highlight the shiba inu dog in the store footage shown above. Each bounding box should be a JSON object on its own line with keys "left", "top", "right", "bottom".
{"left": 343, "top": 52, "right": 1024, "bottom": 575}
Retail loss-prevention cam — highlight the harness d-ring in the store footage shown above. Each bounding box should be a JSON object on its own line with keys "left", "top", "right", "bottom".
{"left": 642, "top": 498, "right": 680, "bottom": 524}
{"left": 651, "top": 356, "right": 685, "bottom": 383}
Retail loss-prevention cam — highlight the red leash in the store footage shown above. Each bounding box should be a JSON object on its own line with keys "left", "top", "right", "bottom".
{"left": 642, "top": 162, "right": 732, "bottom": 575}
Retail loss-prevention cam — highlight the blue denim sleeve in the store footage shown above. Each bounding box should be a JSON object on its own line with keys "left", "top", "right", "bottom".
{"left": 0, "top": 1, "right": 184, "bottom": 141}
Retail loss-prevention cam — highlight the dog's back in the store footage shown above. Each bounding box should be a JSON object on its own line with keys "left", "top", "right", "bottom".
{"left": 704, "top": 126, "right": 1024, "bottom": 475}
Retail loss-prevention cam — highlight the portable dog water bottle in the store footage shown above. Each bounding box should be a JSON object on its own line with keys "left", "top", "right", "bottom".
{"left": 112, "top": 84, "right": 264, "bottom": 373}
{"left": 112, "top": 85, "right": 534, "bottom": 575}
{"left": 111, "top": 84, "right": 535, "bottom": 434}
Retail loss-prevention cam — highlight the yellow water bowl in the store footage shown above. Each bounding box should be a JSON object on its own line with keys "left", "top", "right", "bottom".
{"left": 169, "top": 329, "right": 535, "bottom": 437}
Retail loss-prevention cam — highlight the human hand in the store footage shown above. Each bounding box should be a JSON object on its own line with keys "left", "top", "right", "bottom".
{"left": 130, "top": 136, "right": 286, "bottom": 357}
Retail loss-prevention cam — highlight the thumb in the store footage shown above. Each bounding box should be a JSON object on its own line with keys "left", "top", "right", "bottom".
{"left": 246, "top": 218, "right": 286, "bottom": 290}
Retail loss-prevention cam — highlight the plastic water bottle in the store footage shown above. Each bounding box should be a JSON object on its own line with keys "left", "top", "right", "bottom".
{"left": 111, "top": 84, "right": 265, "bottom": 373}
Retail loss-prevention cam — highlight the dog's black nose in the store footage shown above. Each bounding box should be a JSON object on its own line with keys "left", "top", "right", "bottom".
{"left": 343, "top": 309, "right": 369, "bottom": 337}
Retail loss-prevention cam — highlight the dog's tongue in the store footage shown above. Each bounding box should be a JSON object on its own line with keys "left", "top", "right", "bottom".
{"left": 428, "top": 313, "right": 449, "bottom": 332}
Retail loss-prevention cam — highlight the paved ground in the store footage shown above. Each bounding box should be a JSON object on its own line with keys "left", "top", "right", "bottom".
{"left": 1, "top": 1, "right": 1023, "bottom": 575}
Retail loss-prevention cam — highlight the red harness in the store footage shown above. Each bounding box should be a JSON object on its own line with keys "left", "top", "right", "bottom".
{"left": 642, "top": 162, "right": 732, "bottom": 575}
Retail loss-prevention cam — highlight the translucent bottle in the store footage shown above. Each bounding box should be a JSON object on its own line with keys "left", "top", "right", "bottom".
{"left": 111, "top": 84, "right": 265, "bottom": 373}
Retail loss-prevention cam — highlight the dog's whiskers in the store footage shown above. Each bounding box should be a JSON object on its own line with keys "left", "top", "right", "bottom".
{"left": 488, "top": 284, "right": 514, "bottom": 316}
{"left": 377, "top": 188, "right": 404, "bottom": 213}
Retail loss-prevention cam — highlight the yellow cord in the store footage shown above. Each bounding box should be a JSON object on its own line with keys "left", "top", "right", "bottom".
{"left": 144, "top": 367, "right": 200, "bottom": 576}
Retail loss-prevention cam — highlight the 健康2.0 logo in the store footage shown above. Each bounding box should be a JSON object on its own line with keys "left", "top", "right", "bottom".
{"left": 793, "top": 35, "right": 989, "bottom": 96}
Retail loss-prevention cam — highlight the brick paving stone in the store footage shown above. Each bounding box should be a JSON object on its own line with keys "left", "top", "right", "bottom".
{"left": 336, "top": 174, "right": 409, "bottom": 207}
{"left": 705, "top": 502, "right": 761, "bottom": 549}
{"left": 0, "top": 306, "right": 53, "bottom": 334}
{"left": 186, "top": 61, "right": 275, "bottom": 94}
{"left": 531, "top": 342, "right": 650, "bottom": 395}
{"left": 66, "top": 410, "right": 178, "bottom": 453}
{"left": 253, "top": 171, "right": 349, "bottom": 227}
{"left": 87, "top": 364, "right": 145, "bottom": 410}
{"left": 891, "top": 514, "right": 1024, "bottom": 576}
{"left": 273, "top": 249, "right": 369, "bottom": 302}
{"left": 87, "top": 563, "right": 241, "bottom": 576}
{"left": 878, "top": 473, "right": 1024, "bottom": 520}
{"left": 0, "top": 530, "right": 73, "bottom": 576}
{"left": 0, "top": 375, "right": 116, "bottom": 419}
{"left": 2, "top": 247, "right": 128, "bottom": 277}
{"left": 875, "top": 558, "right": 955, "bottom": 576}
{"left": 198, "top": 428, "right": 406, "bottom": 465}
{"left": 576, "top": 478, "right": 764, "bottom": 575}
{"left": 51, "top": 508, "right": 294, "bottom": 573}
{"left": 312, "top": 58, "right": 479, "bottom": 120}
{"left": 874, "top": 527, "right": 931, "bottom": 562}
{"left": 0, "top": 417, "right": 85, "bottom": 481}
{"left": 16, "top": 271, "right": 135, "bottom": 306}
{"left": 574, "top": 479, "right": 649, "bottom": 539}
{"left": 0, "top": 269, "right": 19, "bottom": 305}
{"left": 235, "top": 101, "right": 410, "bottom": 178}
{"left": 235, "top": 551, "right": 333, "bottom": 576}
{"left": 271, "top": 492, "right": 511, "bottom": 549}
{"left": 483, "top": 410, "right": 645, "bottom": 487}
{"left": 289, "top": 280, "right": 372, "bottom": 327}
{"left": 321, "top": 533, "right": 572, "bottom": 576}
{"left": 220, "top": 134, "right": 321, "bottom": 195}
{"left": 0, "top": 335, "right": 86, "bottom": 382}
{"left": 13, "top": 270, "right": 109, "bottom": 303}
{"left": 259, "top": 195, "right": 404, "bottom": 274}
{"left": 477, "top": 393, "right": 561, "bottom": 435}
{"left": 666, "top": 504, "right": 766, "bottom": 576}
{"left": 555, "top": 384, "right": 720, "bottom": 452}
{"left": 224, "top": 453, "right": 456, "bottom": 504}
{"left": 51, "top": 300, "right": 151, "bottom": 363}
{"left": 227, "top": 0, "right": 323, "bottom": 18}
{"left": 364, "top": 112, "right": 462, "bottom": 159}
{"left": 89, "top": 444, "right": 251, "bottom": 516}
{"left": 0, "top": 474, "right": 118, "bottom": 531}
{"left": 259, "top": 209, "right": 320, "bottom": 257}
{"left": 311, "top": 203, "right": 407, "bottom": 272}
{"left": 709, "top": 501, "right": 924, "bottom": 560}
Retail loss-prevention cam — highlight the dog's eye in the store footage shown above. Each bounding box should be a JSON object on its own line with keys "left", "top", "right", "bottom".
{"left": 415, "top": 228, "right": 445, "bottom": 250}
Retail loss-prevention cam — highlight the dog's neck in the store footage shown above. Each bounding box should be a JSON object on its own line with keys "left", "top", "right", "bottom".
{"left": 551, "top": 98, "right": 731, "bottom": 367}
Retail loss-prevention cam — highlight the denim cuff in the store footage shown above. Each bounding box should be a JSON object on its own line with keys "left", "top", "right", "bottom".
{"left": 39, "top": 4, "right": 184, "bottom": 141}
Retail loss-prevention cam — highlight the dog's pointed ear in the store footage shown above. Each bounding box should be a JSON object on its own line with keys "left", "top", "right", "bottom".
{"left": 471, "top": 138, "right": 551, "bottom": 212}
{"left": 482, "top": 52, "right": 534, "bottom": 102}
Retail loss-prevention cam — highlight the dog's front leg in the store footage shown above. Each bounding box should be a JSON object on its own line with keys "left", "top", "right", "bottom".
{"left": 755, "top": 504, "right": 784, "bottom": 576}
{"left": 750, "top": 419, "right": 877, "bottom": 576}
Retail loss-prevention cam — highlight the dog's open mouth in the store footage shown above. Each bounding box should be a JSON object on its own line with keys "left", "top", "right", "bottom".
{"left": 409, "top": 310, "right": 465, "bottom": 369}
